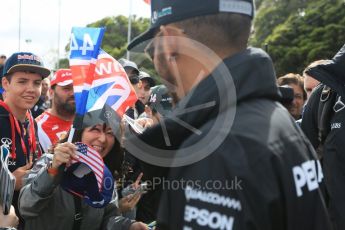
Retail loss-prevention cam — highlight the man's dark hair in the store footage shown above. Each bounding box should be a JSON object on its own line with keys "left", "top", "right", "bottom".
{"left": 303, "top": 59, "right": 330, "bottom": 77}
{"left": 174, "top": 13, "right": 252, "bottom": 51}
{"left": 4, "top": 73, "right": 13, "bottom": 83}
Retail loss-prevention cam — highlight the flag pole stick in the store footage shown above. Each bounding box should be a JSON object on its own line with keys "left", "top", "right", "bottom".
{"left": 126, "top": 0, "right": 132, "bottom": 60}
{"left": 67, "top": 126, "right": 75, "bottom": 143}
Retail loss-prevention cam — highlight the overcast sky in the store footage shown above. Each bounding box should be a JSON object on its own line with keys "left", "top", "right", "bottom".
{"left": 1, "top": 0, "right": 150, "bottom": 68}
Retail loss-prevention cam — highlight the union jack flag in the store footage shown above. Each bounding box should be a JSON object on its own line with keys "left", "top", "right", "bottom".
{"left": 69, "top": 27, "right": 137, "bottom": 130}
{"left": 71, "top": 142, "right": 104, "bottom": 191}
{"left": 86, "top": 50, "right": 137, "bottom": 117}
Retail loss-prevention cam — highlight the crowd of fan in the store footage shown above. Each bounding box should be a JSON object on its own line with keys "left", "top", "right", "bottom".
{"left": 0, "top": 0, "right": 344, "bottom": 229}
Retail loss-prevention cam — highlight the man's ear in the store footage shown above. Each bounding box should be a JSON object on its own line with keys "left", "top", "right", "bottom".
{"left": 49, "top": 88, "right": 54, "bottom": 99}
{"left": 2, "top": 77, "right": 10, "bottom": 91}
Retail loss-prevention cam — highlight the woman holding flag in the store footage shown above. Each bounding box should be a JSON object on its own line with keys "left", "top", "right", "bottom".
{"left": 18, "top": 123, "right": 147, "bottom": 230}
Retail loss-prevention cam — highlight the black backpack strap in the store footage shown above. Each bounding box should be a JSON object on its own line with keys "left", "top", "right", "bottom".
{"left": 73, "top": 196, "right": 83, "bottom": 230}
{"left": 317, "top": 85, "right": 337, "bottom": 144}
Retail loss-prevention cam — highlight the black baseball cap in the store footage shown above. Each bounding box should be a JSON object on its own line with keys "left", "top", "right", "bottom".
{"left": 118, "top": 58, "right": 140, "bottom": 84}
{"left": 118, "top": 58, "right": 139, "bottom": 74}
{"left": 2, "top": 52, "right": 50, "bottom": 78}
{"left": 148, "top": 84, "right": 173, "bottom": 116}
{"left": 128, "top": 0, "right": 255, "bottom": 51}
{"left": 139, "top": 71, "right": 156, "bottom": 87}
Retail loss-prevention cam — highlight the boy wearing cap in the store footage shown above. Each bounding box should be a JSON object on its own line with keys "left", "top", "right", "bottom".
{"left": 127, "top": 0, "right": 332, "bottom": 229}
{"left": 0, "top": 52, "right": 50, "bottom": 227}
{"left": 119, "top": 59, "right": 146, "bottom": 119}
{"left": 138, "top": 71, "right": 155, "bottom": 105}
{"left": 118, "top": 64, "right": 156, "bottom": 105}
{"left": 36, "top": 69, "right": 75, "bottom": 153}
{"left": 118, "top": 58, "right": 140, "bottom": 78}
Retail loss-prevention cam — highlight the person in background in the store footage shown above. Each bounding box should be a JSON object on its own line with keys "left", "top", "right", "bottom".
{"left": 145, "top": 84, "right": 173, "bottom": 125}
{"left": 301, "top": 44, "right": 345, "bottom": 230}
{"left": 0, "top": 51, "right": 50, "bottom": 229}
{"left": 118, "top": 61, "right": 156, "bottom": 221}
{"left": 31, "top": 77, "right": 51, "bottom": 118}
{"left": 138, "top": 71, "right": 156, "bottom": 105}
{"left": 0, "top": 55, "right": 6, "bottom": 77}
{"left": 277, "top": 73, "right": 307, "bottom": 120}
{"left": 303, "top": 60, "right": 330, "bottom": 100}
{"left": 119, "top": 59, "right": 145, "bottom": 119}
{"left": 0, "top": 55, "right": 7, "bottom": 100}
{"left": 36, "top": 69, "right": 75, "bottom": 153}
{"left": 119, "top": 58, "right": 140, "bottom": 79}
{"left": 41, "top": 77, "right": 50, "bottom": 103}
{"left": 0, "top": 86, "right": 4, "bottom": 101}
{"left": 133, "top": 84, "right": 173, "bottom": 222}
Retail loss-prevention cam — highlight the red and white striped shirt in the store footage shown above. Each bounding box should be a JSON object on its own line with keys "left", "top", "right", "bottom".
{"left": 36, "top": 111, "right": 72, "bottom": 153}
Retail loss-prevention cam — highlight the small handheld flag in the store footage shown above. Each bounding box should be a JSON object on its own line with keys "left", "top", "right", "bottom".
{"left": 69, "top": 27, "right": 105, "bottom": 129}
{"left": 61, "top": 142, "right": 114, "bottom": 208}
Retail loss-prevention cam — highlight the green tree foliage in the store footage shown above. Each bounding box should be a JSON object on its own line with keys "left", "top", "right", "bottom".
{"left": 251, "top": 0, "right": 345, "bottom": 76}
{"left": 88, "top": 15, "right": 149, "bottom": 58}
{"left": 57, "top": 58, "right": 69, "bottom": 69}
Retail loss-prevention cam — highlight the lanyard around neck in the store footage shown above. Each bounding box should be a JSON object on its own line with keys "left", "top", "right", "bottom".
{"left": 0, "top": 100, "right": 38, "bottom": 160}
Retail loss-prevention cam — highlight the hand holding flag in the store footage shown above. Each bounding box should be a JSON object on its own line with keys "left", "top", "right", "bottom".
{"left": 61, "top": 142, "right": 115, "bottom": 208}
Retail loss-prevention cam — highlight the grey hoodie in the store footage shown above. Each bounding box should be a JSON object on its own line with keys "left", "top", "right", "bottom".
{"left": 19, "top": 154, "right": 134, "bottom": 230}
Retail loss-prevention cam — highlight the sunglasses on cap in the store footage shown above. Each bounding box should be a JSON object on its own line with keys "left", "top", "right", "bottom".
{"left": 129, "top": 75, "right": 140, "bottom": 85}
